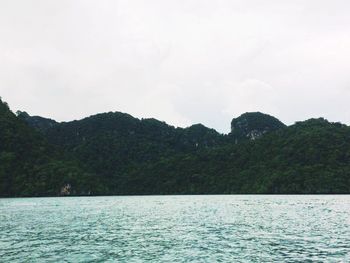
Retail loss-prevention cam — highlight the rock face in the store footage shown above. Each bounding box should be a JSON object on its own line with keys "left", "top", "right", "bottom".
{"left": 230, "top": 112, "right": 286, "bottom": 142}
{"left": 60, "top": 184, "right": 72, "bottom": 196}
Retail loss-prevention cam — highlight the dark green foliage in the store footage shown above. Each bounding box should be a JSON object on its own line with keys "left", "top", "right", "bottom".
{"left": 17, "top": 111, "right": 57, "bottom": 132}
{"left": 230, "top": 112, "right": 286, "bottom": 142}
{"left": 121, "top": 118, "right": 350, "bottom": 194}
{"left": 0, "top": 98, "right": 94, "bottom": 197}
{"left": 39, "top": 113, "right": 226, "bottom": 178}
{"left": 2, "top": 97, "right": 350, "bottom": 196}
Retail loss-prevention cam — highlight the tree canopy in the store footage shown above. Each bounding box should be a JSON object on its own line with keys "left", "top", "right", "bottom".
{"left": 1, "top": 97, "right": 350, "bottom": 196}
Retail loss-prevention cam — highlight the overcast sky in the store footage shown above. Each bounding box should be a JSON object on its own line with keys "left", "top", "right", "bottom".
{"left": 0, "top": 0, "right": 349, "bottom": 133}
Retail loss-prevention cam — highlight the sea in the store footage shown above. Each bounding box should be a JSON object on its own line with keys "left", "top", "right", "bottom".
{"left": 1, "top": 195, "right": 349, "bottom": 262}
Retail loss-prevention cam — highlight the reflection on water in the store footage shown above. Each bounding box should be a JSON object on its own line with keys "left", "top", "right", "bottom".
{"left": 1, "top": 195, "right": 350, "bottom": 262}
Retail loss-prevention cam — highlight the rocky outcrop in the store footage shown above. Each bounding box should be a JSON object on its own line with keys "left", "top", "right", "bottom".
{"left": 230, "top": 112, "right": 286, "bottom": 142}
{"left": 60, "top": 184, "right": 72, "bottom": 196}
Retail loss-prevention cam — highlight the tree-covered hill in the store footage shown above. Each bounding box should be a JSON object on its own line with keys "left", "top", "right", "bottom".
{"left": 32, "top": 112, "right": 226, "bottom": 178}
{"left": 117, "top": 118, "right": 350, "bottom": 194}
{"left": 2, "top": 97, "right": 350, "bottom": 196}
{"left": 0, "top": 98, "right": 95, "bottom": 197}
{"left": 17, "top": 111, "right": 58, "bottom": 132}
{"left": 230, "top": 112, "right": 286, "bottom": 142}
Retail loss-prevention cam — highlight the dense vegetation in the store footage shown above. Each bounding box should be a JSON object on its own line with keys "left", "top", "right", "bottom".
{"left": 230, "top": 112, "right": 286, "bottom": 142}
{"left": 0, "top": 98, "right": 95, "bottom": 197}
{"left": 1, "top": 97, "right": 350, "bottom": 196}
{"left": 119, "top": 119, "right": 350, "bottom": 194}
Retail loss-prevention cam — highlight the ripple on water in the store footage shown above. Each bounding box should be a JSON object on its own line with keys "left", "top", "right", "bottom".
{"left": 0, "top": 195, "right": 350, "bottom": 262}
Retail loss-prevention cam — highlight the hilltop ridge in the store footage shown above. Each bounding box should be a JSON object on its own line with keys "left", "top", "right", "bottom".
{"left": 1, "top": 97, "right": 350, "bottom": 196}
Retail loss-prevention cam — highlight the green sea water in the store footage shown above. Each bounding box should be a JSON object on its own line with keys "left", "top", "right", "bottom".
{"left": 1, "top": 195, "right": 349, "bottom": 262}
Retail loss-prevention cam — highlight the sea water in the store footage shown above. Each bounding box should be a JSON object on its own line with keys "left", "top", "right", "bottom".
{"left": 1, "top": 195, "right": 349, "bottom": 262}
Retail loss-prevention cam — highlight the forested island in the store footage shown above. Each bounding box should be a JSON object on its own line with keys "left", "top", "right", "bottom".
{"left": 1, "top": 97, "right": 350, "bottom": 197}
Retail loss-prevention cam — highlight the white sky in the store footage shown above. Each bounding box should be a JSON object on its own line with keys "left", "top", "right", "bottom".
{"left": 0, "top": 0, "right": 349, "bottom": 133}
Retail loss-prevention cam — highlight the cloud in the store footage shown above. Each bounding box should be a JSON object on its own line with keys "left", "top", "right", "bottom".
{"left": 0, "top": 0, "right": 349, "bottom": 133}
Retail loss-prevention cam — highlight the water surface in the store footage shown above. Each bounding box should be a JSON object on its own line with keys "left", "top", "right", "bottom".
{"left": 1, "top": 195, "right": 349, "bottom": 262}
